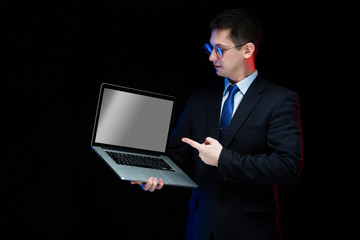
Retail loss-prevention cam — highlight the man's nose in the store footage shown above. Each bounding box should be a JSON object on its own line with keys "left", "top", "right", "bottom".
{"left": 209, "top": 49, "right": 219, "bottom": 62}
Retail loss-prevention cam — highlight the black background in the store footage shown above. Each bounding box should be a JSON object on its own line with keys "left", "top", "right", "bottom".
{"left": 1, "top": 1, "right": 340, "bottom": 239}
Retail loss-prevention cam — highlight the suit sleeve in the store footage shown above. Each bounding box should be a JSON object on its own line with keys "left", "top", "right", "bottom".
{"left": 216, "top": 91, "right": 303, "bottom": 185}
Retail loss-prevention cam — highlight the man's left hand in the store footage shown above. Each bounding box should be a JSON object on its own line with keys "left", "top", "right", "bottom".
{"left": 182, "top": 137, "right": 223, "bottom": 167}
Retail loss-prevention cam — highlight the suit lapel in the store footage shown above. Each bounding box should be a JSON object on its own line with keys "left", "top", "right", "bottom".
{"left": 206, "top": 83, "right": 223, "bottom": 140}
{"left": 222, "top": 76, "right": 266, "bottom": 147}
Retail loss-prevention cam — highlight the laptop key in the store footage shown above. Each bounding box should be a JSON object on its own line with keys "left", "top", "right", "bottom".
{"left": 106, "top": 151, "right": 175, "bottom": 172}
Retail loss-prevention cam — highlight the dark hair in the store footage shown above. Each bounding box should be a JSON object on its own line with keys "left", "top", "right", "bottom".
{"left": 209, "top": 8, "right": 263, "bottom": 56}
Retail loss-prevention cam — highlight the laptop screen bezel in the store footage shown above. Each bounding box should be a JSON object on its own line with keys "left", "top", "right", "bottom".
{"left": 91, "top": 83, "right": 177, "bottom": 156}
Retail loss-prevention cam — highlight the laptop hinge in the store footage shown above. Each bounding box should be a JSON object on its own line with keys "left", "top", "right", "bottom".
{"left": 100, "top": 145, "right": 161, "bottom": 157}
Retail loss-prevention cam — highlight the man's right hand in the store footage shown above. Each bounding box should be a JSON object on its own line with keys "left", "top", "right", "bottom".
{"left": 130, "top": 177, "right": 164, "bottom": 192}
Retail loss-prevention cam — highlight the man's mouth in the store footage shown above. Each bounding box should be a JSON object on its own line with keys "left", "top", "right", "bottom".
{"left": 214, "top": 65, "right": 221, "bottom": 69}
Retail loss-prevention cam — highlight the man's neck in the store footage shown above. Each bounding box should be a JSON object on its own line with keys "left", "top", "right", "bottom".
{"left": 227, "top": 57, "right": 256, "bottom": 84}
{"left": 228, "top": 67, "right": 256, "bottom": 84}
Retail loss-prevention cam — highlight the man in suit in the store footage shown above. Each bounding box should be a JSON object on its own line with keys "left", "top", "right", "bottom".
{"left": 132, "top": 8, "right": 303, "bottom": 240}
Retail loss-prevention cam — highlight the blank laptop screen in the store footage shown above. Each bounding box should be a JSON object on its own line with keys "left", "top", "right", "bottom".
{"left": 94, "top": 88, "right": 174, "bottom": 153}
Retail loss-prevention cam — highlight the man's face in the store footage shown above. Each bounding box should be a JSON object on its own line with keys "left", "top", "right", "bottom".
{"left": 209, "top": 29, "right": 244, "bottom": 80}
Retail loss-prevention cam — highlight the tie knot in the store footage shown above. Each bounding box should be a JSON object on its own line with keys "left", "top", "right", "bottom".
{"left": 227, "top": 84, "right": 239, "bottom": 96}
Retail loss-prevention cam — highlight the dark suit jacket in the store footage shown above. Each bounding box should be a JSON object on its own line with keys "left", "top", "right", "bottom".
{"left": 167, "top": 75, "right": 303, "bottom": 240}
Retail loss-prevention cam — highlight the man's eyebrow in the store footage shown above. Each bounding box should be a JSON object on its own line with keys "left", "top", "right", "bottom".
{"left": 210, "top": 42, "right": 229, "bottom": 48}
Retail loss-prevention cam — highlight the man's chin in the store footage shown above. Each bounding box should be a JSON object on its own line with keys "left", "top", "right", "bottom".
{"left": 215, "top": 69, "right": 225, "bottom": 77}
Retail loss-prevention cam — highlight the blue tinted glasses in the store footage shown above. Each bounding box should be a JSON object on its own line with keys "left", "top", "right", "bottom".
{"left": 204, "top": 43, "right": 246, "bottom": 58}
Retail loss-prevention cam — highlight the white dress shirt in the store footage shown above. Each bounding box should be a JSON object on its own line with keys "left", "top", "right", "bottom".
{"left": 220, "top": 70, "right": 258, "bottom": 118}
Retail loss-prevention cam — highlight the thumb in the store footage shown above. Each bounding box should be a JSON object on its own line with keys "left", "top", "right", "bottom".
{"left": 205, "top": 137, "right": 218, "bottom": 145}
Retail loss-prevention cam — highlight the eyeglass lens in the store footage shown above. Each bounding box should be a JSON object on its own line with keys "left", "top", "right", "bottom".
{"left": 204, "top": 44, "right": 223, "bottom": 58}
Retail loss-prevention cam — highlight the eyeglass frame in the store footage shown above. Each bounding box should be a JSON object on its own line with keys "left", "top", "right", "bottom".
{"left": 204, "top": 43, "right": 247, "bottom": 59}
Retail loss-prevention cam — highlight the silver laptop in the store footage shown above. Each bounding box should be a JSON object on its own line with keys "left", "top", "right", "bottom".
{"left": 91, "top": 83, "right": 198, "bottom": 188}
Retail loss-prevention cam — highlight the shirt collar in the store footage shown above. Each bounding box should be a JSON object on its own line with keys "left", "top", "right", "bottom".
{"left": 223, "top": 70, "right": 258, "bottom": 96}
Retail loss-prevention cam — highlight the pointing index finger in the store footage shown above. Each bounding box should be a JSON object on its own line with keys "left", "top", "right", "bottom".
{"left": 182, "top": 138, "right": 203, "bottom": 151}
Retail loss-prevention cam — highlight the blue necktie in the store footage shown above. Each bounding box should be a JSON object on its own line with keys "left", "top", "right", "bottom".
{"left": 219, "top": 84, "right": 239, "bottom": 143}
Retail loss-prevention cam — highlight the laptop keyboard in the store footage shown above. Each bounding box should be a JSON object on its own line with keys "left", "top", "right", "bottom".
{"left": 105, "top": 151, "right": 175, "bottom": 172}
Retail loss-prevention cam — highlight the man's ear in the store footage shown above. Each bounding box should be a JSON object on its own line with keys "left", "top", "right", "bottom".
{"left": 243, "top": 42, "right": 256, "bottom": 59}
